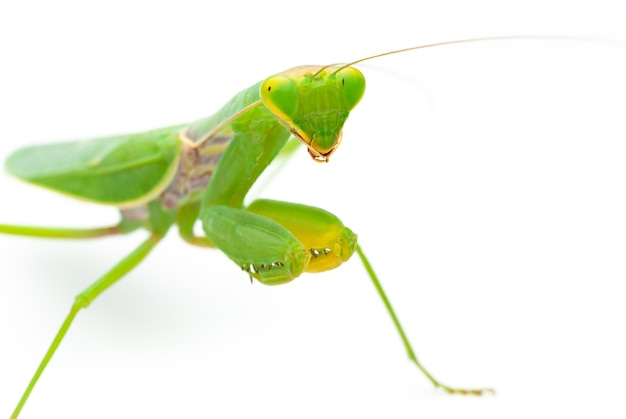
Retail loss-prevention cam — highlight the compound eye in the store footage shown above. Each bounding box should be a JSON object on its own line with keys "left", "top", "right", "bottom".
{"left": 337, "top": 67, "right": 365, "bottom": 110}
{"left": 260, "top": 75, "right": 299, "bottom": 121}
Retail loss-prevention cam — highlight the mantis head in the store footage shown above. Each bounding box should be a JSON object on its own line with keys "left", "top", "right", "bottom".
{"left": 260, "top": 65, "right": 366, "bottom": 162}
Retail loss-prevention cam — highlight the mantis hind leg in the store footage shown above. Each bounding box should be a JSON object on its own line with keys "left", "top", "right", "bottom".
{"left": 252, "top": 200, "right": 494, "bottom": 394}
{"left": 355, "top": 245, "right": 494, "bottom": 396}
{"left": 11, "top": 233, "right": 162, "bottom": 419}
{"left": 0, "top": 218, "right": 141, "bottom": 239}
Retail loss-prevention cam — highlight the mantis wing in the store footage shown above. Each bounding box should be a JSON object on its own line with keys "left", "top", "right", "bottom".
{"left": 5, "top": 125, "right": 183, "bottom": 207}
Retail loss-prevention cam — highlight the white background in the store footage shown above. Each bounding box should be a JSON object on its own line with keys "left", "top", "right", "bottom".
{"left": 1, "top": 1, "right": 626, "bottom": 418}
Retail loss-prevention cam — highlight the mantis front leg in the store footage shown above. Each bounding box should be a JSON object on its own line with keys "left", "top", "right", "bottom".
{"left": 201, "top": 199, "right": 357, "bottom": 285}
{"left": 202, "top": 198, "right": 493, "bottom": 394}
{"left": 196, "top": 93, "right": 492, "bottom": 395}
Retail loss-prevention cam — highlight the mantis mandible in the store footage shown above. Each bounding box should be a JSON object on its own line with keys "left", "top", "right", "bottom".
{"left": 0, "top": 36, "right": 613, "bottom": 418}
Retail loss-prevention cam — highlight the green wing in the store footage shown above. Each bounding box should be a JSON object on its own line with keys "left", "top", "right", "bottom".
{"left": 5, "top": 125, "right": 184, "bottom": 207}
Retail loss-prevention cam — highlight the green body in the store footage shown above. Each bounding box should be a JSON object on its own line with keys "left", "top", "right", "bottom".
{"left": 6, "top": 65, "right": 364, "bottom": 284}
{"left": 2, "top": 62, "right": 490, "bottom": 418}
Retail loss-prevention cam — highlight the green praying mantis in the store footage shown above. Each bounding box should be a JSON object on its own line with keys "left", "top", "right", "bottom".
{"left": 1, "top": 36, "right": 623, "bottom": 417}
